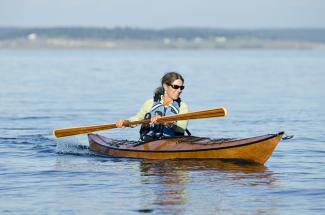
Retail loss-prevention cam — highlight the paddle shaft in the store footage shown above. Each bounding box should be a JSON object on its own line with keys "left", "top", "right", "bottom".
{"left": 53, "top": 107, "right": 227, "bottom": 138}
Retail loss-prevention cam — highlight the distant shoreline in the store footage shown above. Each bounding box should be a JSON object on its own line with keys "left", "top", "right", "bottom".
{"left": 1, "top": 27, "right": 325, "bottom": 50}
{"left": 1, "top": 38, "right": 324, "bottom": 50}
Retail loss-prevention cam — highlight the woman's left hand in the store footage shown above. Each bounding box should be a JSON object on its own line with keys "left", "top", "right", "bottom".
{"left": 150, "top": 115, "right": 162, "bottom": 124}
{"left": 150, "top": 115, "right": 176, "bottom": 128}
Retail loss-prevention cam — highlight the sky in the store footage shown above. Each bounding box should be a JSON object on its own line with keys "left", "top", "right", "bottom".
{"left": 1, "top": 0, "right": 324, "bottom": 29}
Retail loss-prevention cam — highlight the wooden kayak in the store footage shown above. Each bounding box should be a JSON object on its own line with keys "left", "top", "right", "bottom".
{"left": 88, "top": 131, "right": 284, "bottom": 164}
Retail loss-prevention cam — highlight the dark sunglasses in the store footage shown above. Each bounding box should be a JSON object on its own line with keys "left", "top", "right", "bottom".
{"left": 169, "top": 84, "right": 185, "bottom": 90}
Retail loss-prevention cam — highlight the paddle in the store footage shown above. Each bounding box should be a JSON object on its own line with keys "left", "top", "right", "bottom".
{"left": 53, "top": 107, "right": 227, "bottom": 138}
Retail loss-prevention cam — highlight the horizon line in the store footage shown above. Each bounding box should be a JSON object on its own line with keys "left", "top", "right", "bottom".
{"left": 1, "top": 25, "right": 325, "bottom": 31}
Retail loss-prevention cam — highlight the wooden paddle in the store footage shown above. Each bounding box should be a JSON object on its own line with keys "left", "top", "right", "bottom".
{"left": 53, "top": 107, "right": 227, "bottom": 138}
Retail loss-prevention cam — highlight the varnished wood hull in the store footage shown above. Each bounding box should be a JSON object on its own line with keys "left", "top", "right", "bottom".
{"left": 88, "top": 132, "right": 284, "bottom": 164}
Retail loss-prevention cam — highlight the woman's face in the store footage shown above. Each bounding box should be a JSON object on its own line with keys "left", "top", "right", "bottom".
{"left": 163, "top": 79, "right": 184, "bottom": 101}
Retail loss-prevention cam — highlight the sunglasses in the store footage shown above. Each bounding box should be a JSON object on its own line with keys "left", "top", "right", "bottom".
{"left": 169, "top": 84, "right": 185, "bottom": 90}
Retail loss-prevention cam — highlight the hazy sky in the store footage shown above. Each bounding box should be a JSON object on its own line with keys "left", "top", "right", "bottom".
{"left": 1, "top": 0, "right": 324, "bottom": 28}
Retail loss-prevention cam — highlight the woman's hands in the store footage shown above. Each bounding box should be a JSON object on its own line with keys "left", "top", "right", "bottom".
{"left": 115, "top": 119, "right": 130, "bottom": 128}
{"left": 116, "top": 115, "right": 176, "bottom": 128}
{"left": 150, "top": 115, "right": 161, "bottom": 124}
{"left": 150, "top": 115, "right": 176, "bottom": 128}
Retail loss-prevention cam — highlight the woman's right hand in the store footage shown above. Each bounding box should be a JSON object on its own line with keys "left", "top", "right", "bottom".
{"left": 116, "top": 119, "right": 129, "bottom": 128}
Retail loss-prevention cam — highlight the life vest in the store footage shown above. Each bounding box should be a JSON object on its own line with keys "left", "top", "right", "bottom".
{"left": 139, "top": 99, "right": 181, "bottom": 141}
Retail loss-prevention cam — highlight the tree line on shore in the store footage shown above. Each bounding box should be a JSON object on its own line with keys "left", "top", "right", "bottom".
{"left": 0, "top": 27, "right": 325, "bottom": 43}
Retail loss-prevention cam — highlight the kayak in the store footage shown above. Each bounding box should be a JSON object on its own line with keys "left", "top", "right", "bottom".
{"left": 88, "top": 132, "right": 284, "bottom": 164}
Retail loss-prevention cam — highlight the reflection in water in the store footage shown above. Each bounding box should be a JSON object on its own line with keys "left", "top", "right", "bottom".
{"left": 139, "top": 159, "right": 276, "bottom": 214}
{"left": 54, "top": 155, "right": 277, "bottom": 214}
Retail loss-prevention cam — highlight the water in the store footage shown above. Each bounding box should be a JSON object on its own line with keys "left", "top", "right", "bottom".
{"left": 0, "top": 49, "right": 325, "bottom": 214}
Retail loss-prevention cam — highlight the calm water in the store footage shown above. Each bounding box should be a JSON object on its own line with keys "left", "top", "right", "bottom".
{"left": 0, "top": 50, "right": 325, "bottom": 214}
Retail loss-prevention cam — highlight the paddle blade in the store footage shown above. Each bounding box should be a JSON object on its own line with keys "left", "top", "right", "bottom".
{"left": 53, "top": 123, "right": 117, "bottom": 138}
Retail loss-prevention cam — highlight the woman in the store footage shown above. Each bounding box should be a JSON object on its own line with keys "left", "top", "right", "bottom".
{"left": 116, "top": 72, "right": 189, "bottom": 141}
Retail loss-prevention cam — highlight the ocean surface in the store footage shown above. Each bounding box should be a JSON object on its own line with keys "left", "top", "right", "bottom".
{"left": 0, "top": 49, "right": 324, "bottom": 214}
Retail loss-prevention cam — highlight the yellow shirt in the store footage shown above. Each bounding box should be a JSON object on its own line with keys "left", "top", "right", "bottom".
{"left": 128, "top": 98, "right": 189, "bottom": 133}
